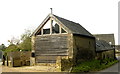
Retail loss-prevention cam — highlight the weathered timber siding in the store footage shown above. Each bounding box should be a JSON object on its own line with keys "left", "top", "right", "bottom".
{"left": 73, "top": 35, "right": 96, "bottom": 62}
{"left": 35, "top": 34, "right": 73, "bottom": 63}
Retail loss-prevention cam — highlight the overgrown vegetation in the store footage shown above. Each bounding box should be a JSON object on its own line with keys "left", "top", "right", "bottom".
{"left": 19, "top": 29, "right": 32, "bottom": 51}
{"left": 0, "top": 44, "right": 6, "bottom": 51}
{"left": 71, "top": 58, "right": 118, "bottom": 72}
{"left": 61, "top": 58, "right": 73, "bottom": 71}
{"left": 3, "top": 29, "right": 32, "bottom": 55}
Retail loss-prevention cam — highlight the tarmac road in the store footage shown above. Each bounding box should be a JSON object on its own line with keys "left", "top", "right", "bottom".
{"left": 94, "top": 56, "right": 120, "bottom": 74}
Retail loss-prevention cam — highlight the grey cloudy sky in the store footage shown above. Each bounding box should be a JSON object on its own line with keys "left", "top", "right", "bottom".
{"left": 0, "top": 0, "right": 119, "bottom": 46}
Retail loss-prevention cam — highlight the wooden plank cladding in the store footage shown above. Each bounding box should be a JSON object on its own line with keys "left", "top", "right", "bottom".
{"left": 36, "top": 56, "right": 57, "bottom": 63}
{"left": 35, "top": 34, "right": 70, "bottom": 63}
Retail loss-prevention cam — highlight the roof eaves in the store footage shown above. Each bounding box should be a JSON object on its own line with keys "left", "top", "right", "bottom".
{"left": 31, "top": 14, "right": 51, "bottom": 36}
{"left": 73, "top": 33, "right": 95, "bottom": 38}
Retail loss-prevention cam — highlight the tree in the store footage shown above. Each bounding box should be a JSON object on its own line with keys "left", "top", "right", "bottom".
{"left": 8, "top": 37, "right": 20, "bottom": 45}
{"left": 19, "top": 29, "right": 32, "bottom": 51}
{"left": 5, "top": 29, "right": 33, "bottom": 52}
{"left": 0, "top": 44, "right": 6, "bottom": 51}
{"left": 5, "top": 44, "right": 20, "bottom": 52}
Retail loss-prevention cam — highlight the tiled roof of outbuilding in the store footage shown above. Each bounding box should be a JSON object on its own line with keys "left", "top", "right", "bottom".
{"left": 96, "top": 40, "right": 114, "bottom": 51}
{"left": 94, "top": 34, "right": 115, "bottom": 45}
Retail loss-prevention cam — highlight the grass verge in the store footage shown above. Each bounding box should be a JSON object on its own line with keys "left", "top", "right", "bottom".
{"left": 71, "top": 58, "right": 118, "bottom": 72}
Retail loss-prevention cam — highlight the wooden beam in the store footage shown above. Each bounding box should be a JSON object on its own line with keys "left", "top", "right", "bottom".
{"left": 41, "top": 28, "right": 43, "bottom": 35}
{"left": 50, "top": 18, "right": 53, "bottom": 34}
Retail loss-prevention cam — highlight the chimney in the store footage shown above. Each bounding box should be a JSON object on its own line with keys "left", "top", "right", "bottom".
{"left": 50, "top": 8, "right": 53, "bottom": 14}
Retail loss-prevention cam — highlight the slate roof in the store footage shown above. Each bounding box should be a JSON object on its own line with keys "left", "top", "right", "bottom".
{"left": 54, "top": 15, "right": 94, "bottom": 37}
{"left": 32, "top": 14, "right": 94, "bottom": 37}
{"left": 96, "top": 40, "right": 114, "bottom": 52}
{"left": 94, "top": 34, "right": 115, "bottom": 45}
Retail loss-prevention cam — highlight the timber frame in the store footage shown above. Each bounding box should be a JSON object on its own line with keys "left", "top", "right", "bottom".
{"left": 32, "top": 14, "right": 71, "bottom": 36}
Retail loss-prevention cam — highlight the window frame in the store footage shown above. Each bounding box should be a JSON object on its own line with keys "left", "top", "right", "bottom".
{"left": 36, "top": 18, "right": 68, "bottom": 36}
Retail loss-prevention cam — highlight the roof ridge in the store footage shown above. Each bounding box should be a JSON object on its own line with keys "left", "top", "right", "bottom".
{"left": 53, "top": 14, "right": 80, "bottom": 25}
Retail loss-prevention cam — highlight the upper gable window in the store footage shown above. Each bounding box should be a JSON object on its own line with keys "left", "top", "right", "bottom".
{"left": 43, "top": 19, "right": 51, "bottom": 34}
{"left": 52, "top": 20, "right": 60, "bottom": 34}
{"left": 61, "top": 28, "right": 67, "bottom": 33}
{"left": 37, "top": 30, "right": 41, "bottom": 35}
{"left": 36, "top": 18, "right": 68, "bottom": 35}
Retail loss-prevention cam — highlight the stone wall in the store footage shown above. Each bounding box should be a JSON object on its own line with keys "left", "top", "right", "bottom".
{"left": 73, "top": 35, "right": 96, "bottom": 63}
{"left": 5, "top": 51, "right": 31, "bottom": 67}
{"left": 96, "top": 49, "right": 115, "bottom": 60}
{"left": 55, "top": 56, "right": 73, "bottom": 71}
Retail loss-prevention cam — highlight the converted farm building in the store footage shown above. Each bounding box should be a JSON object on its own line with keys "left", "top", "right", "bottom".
{"left": 31, "top": 14, "right": 96, "bottom": 67}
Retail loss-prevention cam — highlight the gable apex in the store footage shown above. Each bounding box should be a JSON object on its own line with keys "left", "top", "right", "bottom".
{"left": 32, "top": 14, "right": 94, "bottom": 38}
{"left": 32, "top": 14, "right": 70, "bottom": 36}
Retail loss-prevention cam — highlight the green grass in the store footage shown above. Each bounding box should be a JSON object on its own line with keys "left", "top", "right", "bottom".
{"left": 71, "top": 58, "right": 118, "bottom": 72}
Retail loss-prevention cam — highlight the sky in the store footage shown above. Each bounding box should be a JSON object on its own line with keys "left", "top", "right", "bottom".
{"left": 0, "top": 0, "right": 119, "bottom": 46}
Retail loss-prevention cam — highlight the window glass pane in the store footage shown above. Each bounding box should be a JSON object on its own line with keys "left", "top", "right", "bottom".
{"left": 36, "top": 19, "right": 67, "bottom": 35}
{"left": 61, "top": 28, "right": 67, "bottom": 33}
{"left": 52, "top": 20, "right": 59, "bottom": 34}
{"left": 37, "top": 30, "right": 41, "bottom": 35}
{"left": 43, "top": 19, "right": 51, "bottom": 34}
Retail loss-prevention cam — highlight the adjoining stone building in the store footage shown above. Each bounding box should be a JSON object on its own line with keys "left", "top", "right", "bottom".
{"left": 94, "top": 34, "right": 116, "bottom": 60}
{"left": 95, "top": 40, "right": 115, "bottom": 60}
{"left": 30, "top": 14, "right": 96, "bottom": 69}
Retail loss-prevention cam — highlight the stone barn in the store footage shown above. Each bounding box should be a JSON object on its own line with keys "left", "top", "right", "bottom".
{"left": 94, "top": 34, "right": 116, "bottom": 59}
{"left": 30, "top": 13, "right": 96, "bottom": 68}
{"left": 95, "top": 40, "right": 115, "bottom": 60}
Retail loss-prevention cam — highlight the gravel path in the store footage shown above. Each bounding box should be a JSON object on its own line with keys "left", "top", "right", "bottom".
{"left": 2, "top": 65, "right": 56, "bottom": 72}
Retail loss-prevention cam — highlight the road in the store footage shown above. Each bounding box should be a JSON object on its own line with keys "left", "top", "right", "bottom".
{"left": 100, "top": 62, "right": 119, "bottom": 72}
{"left": 94, "top": 56, "right": 120, "bottom": 74}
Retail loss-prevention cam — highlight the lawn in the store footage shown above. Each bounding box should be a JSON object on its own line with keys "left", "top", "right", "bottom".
{"left": 71, "top": 58, "right": 118, "bottom": 72}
